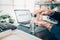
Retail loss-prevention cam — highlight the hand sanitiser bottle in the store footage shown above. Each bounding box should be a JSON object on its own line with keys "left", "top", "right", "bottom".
{"left": 42, "top": 15, "right": 58, "bottom": 24}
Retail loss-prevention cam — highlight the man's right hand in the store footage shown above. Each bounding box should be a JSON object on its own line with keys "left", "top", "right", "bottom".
{"left": 33, "top": 8, "right": 55, "bottom": 30}
{"left": 33, "top": 8, "right": 55, "bottom": 16}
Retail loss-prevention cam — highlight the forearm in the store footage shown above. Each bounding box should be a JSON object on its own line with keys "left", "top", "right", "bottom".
{"left": 50, "top": 25, "right": 60, "bottom": 40}
{"left": 50, "top": 12, "right": 60, "bottom": 21}
{"left": 45, "top": 23, "right": 53, "bottom": 31}
{"left": 46, "top": 24, "right": 60, "bottom": 40}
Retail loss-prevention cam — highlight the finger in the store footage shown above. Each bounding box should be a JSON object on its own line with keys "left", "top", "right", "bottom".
{"left": 49, "top": 10, "right": 55, "bottom": 15}
{"left": 41, "top": 10, "right": 55, "bottom": 15}
{"left": 34, "top": 18, "right": 43, "bottom": 25}
{"left": 34, "top": 18, "right": 48, "bottom": 26}
{"left": 35, "top": 14, "right": 43, "bottom": 21}
{"left": 33, "top": 8, "right": 47, "bottom": 14}
{"left": 39, "top": 14, "right": 43, "bottom": 21}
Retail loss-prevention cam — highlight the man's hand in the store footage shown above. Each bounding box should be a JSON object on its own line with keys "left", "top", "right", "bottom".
{"left": 33, "top": 8, "right": 55, "bottom": 15}
{"left": 34, "top": 17, "right": 53, "bottom": 30}
{"left": 33, "top": 8, "right": 54, "bottom": 30}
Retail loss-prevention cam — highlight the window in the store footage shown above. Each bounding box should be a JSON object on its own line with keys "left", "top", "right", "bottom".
{"left": 14, "top": 0, "right": 35, "bottom": 12}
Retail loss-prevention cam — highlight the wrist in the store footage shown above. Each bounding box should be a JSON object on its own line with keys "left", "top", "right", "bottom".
{"left": 45, "top": 23, "right": 53, "bottom": 31}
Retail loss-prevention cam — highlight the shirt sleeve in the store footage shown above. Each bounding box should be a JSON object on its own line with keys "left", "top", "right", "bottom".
{"left": 50, "top": 12, "right": 60, "bottom": 21}
{"left": 50, "top": 12, "right": 60, "bottom": 26}
{"left": 51, "top": 25, "right": 60, "bottom": 40}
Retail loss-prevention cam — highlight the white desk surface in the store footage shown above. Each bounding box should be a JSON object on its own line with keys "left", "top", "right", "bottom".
{"left": 1, "top": 29, "right": 42, "bottom": 40}
{"left": 13, "top": 29, "right": 42, "bottom": 40}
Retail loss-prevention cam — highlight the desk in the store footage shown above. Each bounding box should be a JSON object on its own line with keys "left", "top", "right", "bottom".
{"left": 1, "top": 29, "right": 42, "bottom": 40}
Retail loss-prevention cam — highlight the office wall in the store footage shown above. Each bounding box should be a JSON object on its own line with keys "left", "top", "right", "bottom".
{"left": 0, "top": 0, "right": 35, "bottom": 25}
{"left": 0, "top": 0, "right": 18, "bottom": 25}
{"left": 14, "top": 0, "right": 35, "bottom": 12}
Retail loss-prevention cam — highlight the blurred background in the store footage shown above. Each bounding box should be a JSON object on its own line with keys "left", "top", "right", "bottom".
{"left": 0, "top": 0, "right": 60, "bottom": 40}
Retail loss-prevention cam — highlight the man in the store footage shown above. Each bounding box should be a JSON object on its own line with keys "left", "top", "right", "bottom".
{"left": 33, "top": 8, "right": 60, "bottom": 40}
